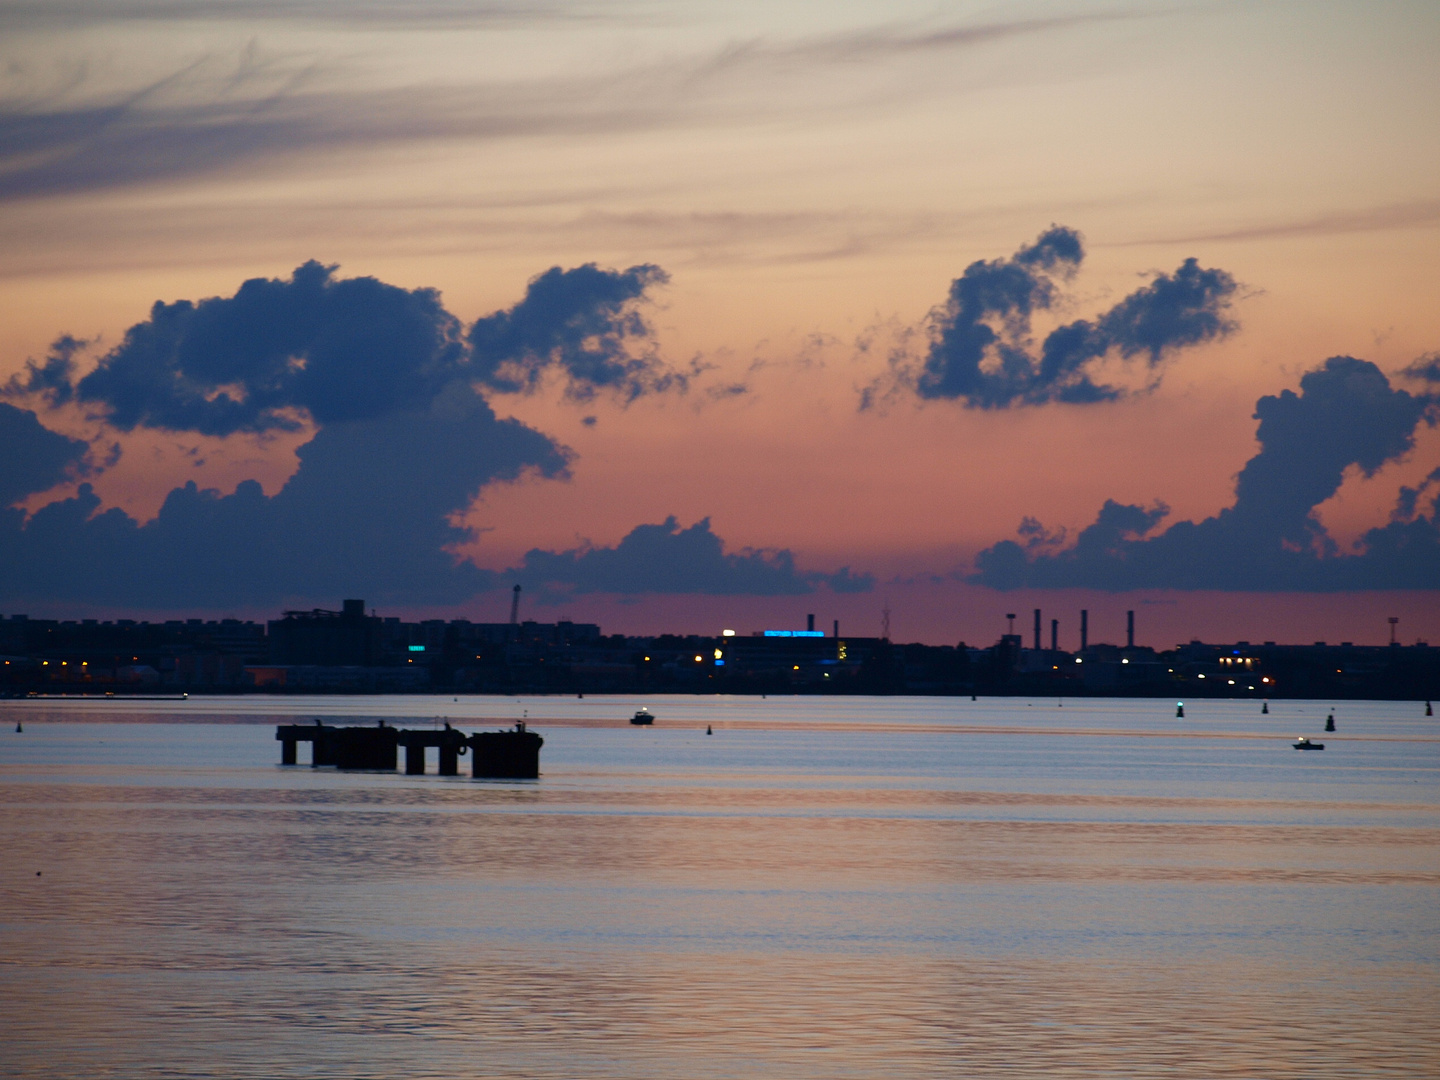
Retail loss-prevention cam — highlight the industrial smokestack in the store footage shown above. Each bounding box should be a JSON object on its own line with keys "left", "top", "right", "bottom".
{"left": 509, "top": 584, "right": 521, "bottom": 625}
{"left": 1080, "top": 609, "right": 1088, "bottom": 652}
{"left": 1033, "top": 609, "right": 1041, "bottom": 651}
{"left": 833, "top": 619, "right": 839, "bottom": 638}
{"left": 808, "top": 613, "right": 815, "bottom": 633}
{"left": 1127, "top": 610, "right": 1135, "bottom": 649}
{"left": 1051, "top": 619, "right": 1058, "bottom": 652}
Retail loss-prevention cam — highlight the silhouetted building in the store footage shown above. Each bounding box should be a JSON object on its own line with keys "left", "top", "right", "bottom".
{"left": 268, "top": 600, "right": 382, "bottom": 666}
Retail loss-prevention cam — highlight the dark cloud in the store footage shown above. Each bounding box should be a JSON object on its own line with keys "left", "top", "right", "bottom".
{"left": 899, "top": 227, "right": 1237, "bottom": 408}
{"left": 10, "top": 259, "right": 676, "bottom": 437}
{"left": 62, "top": 260, "right": 467, "bottom": 435}
{"left": 1403, "top": 353, "right": 1440, "bottom": 384}
{"left": 512, "top": 516, "right": 873, "bottom": 600}
{"left": 3, "top": 335, "right": 86, "bottom": 408}
{"left": 0, "top": 258, "right": 770, "bottom": 609}
{"left": 0, "top": 260, "right": 595, "bottom": 607}
{"left": 469, "top": 263, "right": 675, "bottom": 402}
{"left": 0, "top": 385, "right": 566, "bottom": 607}
{"left": 0, "top": 402, "right": 90, "bottom": 506}
{"left": 973, "top": 356, "right": 1440, "bottom": 590}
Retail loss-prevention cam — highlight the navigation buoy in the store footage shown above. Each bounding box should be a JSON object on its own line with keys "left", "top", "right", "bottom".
{"left": 1262, "top": 701, "right": 1269, "bottom": 715}
{"left": 1176, "top": 702, "right": 1185, "bottom": 719}
{"left": 706, "top": 725, "right": 712, "bottom": 735}
{"left": 1427, "top": 700, "right": 1433, "bottom": 717}
{"left": 1325, "top": 712, "right": 1336, "bottom": 732}
{"left": 971, "top": 694, "right": 977, "bottom": 701}
{"left": 14, "top": 722, "right": 21, "bottom": 733}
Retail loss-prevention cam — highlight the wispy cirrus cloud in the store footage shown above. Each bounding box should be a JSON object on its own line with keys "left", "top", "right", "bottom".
{"left": 0, "top": 0, "right": 604, "bottom": 30}
{"left": 0, "top": 10, "right": 1145, "bottom": 202}
{"left": 1127, "top": 199, "right": 1440, "bottom": 246}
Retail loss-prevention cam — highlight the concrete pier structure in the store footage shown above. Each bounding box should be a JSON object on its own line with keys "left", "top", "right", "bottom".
{"left": 276, "top": 719, "right": 541, "bottom": 778}
{"left": 470, "top": 722, "right": 544, "bottom": 779}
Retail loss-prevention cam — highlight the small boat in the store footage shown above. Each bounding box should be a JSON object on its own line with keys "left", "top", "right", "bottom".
{"left": 630, "top": 708, "right": 654, "bottom": 726}
{"left": 1292, "top": 736, "right": 1324, "bottom": 750}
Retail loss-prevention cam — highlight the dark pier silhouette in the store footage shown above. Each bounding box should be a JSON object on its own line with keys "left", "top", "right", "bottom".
{"left": 276, "top": 719, "right": 541, "bottom": 778}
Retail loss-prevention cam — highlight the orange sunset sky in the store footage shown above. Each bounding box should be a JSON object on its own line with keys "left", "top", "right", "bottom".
{"left": 1, "top": 0, "right": 1437, "bottom": 646}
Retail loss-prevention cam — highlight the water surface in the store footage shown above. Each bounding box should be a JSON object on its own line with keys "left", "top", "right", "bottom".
{"left": 3, "top": 696, "right": 1437, "bottom": 1078}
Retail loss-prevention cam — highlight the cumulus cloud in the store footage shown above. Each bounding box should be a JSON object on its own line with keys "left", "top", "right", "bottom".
{"left": 0, "top": 261, "right": 605, "bottom": 607}
{"left": 973, "top": 356, "right": 1440, "bottom": 590}
{"left": 511, "top": 516, "right": 874, "bottom": 600}
{"left": 0, "top": 384, "right": 566, "bottom": 607}
{"left": 469, "top": 263, "right": 675, "bottom": 402}
{"left": 55, "top": 260, "right": 467, "bottom": 435}
{"left": 874, "top": 226, "right": 1238, "bottom": 409}
{"left": 0, "top": 402, "right": 90, "bottom": 506}
{"left": 8, "top": 259, "right": 676, "bottom": 437}
{"left": 0, "top": 259, "right": 815, "bottom": 609}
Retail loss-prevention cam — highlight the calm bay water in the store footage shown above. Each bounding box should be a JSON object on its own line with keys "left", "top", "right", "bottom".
{"left": 2, "top": 695, "right": 1437, "bottom": 1078}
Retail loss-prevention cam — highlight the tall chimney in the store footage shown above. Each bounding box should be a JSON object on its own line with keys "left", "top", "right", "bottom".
{"left": 833, "top": 619, "right": 839, "bottom": 638}
{"left": 1051, "top": 619, "right": 1058, "bottom": 652}
{"left": 807, "top": 613, "right": 815, "bottom": 633}
{"left": 1127, "top": 610, "right": 1135, "bottom": 649}
{"left": 1033, "top": 609, "right": 1041, "bottom": 651}
{"left": 1080, "top": 609, "right": 1088, "bottom": 652}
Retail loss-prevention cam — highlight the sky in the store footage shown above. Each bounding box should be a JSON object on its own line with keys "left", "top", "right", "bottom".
{"left": 1, "top": 0, "right": 1438, "bottom": 648}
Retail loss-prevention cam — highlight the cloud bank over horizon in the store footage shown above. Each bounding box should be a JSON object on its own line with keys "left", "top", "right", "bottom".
{"left": 0, "top": 260, "right": 664, "bottom": 606}
{"left": 973, "top": 356, "right": 1440, "bottom": 591}
{"left": 0, "top": 260, "right": 873, "bottom": 609}
{"left": 0, "top": 252, "right": 1434, "bottom": 613}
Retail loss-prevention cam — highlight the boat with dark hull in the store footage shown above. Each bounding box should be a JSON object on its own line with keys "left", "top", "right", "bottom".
{"left": 631, "top": 708, "right": 654, "bottom": 726}
{"left": 1292, "top": 736, "right": 1325, "bottom": 750}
